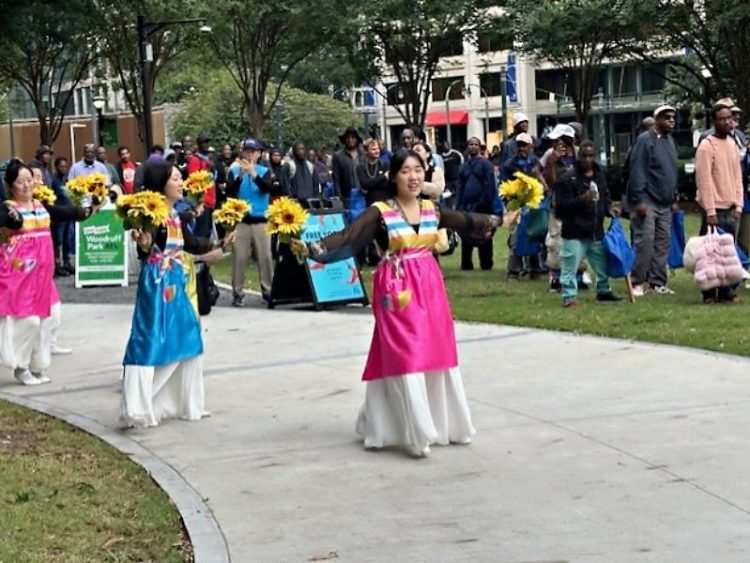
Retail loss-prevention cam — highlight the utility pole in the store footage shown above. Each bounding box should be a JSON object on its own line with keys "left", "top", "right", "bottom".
{"left": 500, "top": 66, "right": 508, "bottom": 142}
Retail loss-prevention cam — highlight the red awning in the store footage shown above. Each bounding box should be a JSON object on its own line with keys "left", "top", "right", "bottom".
{"left": 424, "top": 110, "right": 469, "bottom": 127}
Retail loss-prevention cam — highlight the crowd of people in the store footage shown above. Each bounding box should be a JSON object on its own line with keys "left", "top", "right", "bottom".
{"left": 1, "top": 94, "right": 747, "bottom": 456}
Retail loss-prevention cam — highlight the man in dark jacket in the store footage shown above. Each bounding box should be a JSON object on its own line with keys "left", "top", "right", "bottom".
{"left": 30, "top": 145, "right": 55, "bottom": 188}
{"left": 626, "top": 104, "right": 678, "bottom": 296}
{"left": 556, "top": 141, "right": 622, "bottom": 308}
{"left": 457, "top": 137, "right": 500, "bottom": 270}
{"left": 281, "top": 140, "right": 321, "bottom": 207}
{"left": 332, "top": 127, "right": 363, "bottom": 206}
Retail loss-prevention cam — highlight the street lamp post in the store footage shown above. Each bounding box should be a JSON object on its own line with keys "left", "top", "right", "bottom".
{"left": 445, "top": 79, "right": 464, "bottom": 147}
{"left": 137, "top": 14, "right": 207, "bottom": 155}
{"left": 92, "top": 94, "right": 105, "bottom": 147}
{"left": 380, "top": 84, "right": 401, "bottom": 151}
{"left": 464, "top": 82, "right": 490, "bottom": 143}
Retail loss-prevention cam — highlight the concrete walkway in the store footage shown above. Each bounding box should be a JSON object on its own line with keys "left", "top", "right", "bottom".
{"left": 3, "top": 298, "right": 750, "bottom": 563}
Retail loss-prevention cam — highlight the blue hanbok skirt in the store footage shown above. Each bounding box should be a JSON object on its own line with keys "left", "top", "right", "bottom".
{"left": 123, "top": 260, "right": 203, "bottom": 367}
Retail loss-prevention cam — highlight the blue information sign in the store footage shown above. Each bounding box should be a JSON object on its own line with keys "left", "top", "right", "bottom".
{"left": 302, "top": 211, "right": 368, "bottom": 305}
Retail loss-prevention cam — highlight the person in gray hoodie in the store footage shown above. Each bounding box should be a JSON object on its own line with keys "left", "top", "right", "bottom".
{"left": 281, "top": 140, "right": 321, "bottom": 208}
{"left": 626, "top": 105, "right": 679, "bottom": 296}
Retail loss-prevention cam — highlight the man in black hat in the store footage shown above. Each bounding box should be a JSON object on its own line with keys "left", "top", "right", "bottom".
{"left": 31, "top": 145, "right": 54, "bottom": 187}
{"left": 332, "top": 127, "right": 363, "bottom": 205}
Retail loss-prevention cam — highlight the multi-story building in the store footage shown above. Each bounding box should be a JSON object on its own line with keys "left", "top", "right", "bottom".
{"left": 377, "top": 36, "right": 687, "bottom": 162}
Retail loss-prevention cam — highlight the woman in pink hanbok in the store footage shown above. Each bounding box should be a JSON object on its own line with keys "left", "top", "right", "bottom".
{"left": 0, "top": 161, "right": 93, "bottom": 386}
{"left": 305, "top": 150, "right": 500, "bottom": 457}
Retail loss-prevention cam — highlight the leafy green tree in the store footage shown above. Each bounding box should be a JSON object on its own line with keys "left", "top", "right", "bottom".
{"left": 0, "top": 0, "right": 98, "bottom": 144}
{"left": 507, "top": 0, "right": 638, "bottom": 125}
{"left": 169, "top": 70, "right": 356, "bottom": 150}
{"left": 348, "top": 0, "right": 498, "bottom": 128}
{"left": 624, "top": 0, "right": 750, "bottom": 125}
{"left": 201, "top": 0, "right": 342, "bottom": 137}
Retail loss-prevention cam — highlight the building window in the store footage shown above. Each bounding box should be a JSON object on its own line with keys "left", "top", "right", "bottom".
{"left": 435, "top": 31, "right": 463, "bottom": 58}
{"left": 610, "top": 65, "right": 638, "bottom": 97}
{"left": 535, "top": 69, "right": 568, "bottom": 101}
{"left": 432, "top": 77, "right": 465, "bottom": 102}
{"left": 479, "top": 73, "right": 502, "bottom": 97}
{"left": 642, "top": 63, "right": 667, "bottom": 95}
{"left": 476, "top": 32, "right": 512, "bottom": 54}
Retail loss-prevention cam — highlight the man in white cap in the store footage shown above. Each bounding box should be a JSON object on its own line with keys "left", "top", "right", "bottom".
{"left": 626, "top": 104, "right": 678, "bottom": 296}
{"left": 499, "top": 111, "right": 538, "bottom": 164}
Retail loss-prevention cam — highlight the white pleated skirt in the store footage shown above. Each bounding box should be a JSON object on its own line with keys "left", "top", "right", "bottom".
{"left": 355, "top": 367, "right": 476, "bottom": 456}
{"left": 120, "top": 355, "right": 207, "bottom": 428}
{"left": 0, "top": 302, "right": 60, "bottom": 374}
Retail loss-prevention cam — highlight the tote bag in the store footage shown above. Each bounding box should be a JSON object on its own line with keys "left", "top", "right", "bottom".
{"left": 668, "top": 210, "right": 686, "bottom": 269}
{"left": 603, "top": 217, "right": 635, "bottom": 278}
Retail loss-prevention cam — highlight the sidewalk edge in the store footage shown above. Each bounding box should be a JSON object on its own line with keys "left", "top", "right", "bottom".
{"left": 0, "top": 391, "right": 231, "bottom": 563}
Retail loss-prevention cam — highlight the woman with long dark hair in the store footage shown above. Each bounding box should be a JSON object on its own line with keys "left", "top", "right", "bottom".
{"left": 302, "top": 150, "right": 501, "bottom": 457}
{"left": 121, "top": 160, "right": 228, "bottom": 427}
{"left": 0, "top": 161, "right": 93, "bottom": 386}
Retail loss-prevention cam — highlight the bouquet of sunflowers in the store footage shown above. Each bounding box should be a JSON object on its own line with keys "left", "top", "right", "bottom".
{"left": 184, "top": 170, "right": 213, "bottom": 204}
{"left": 66, "top": 172, "right": 110, "bottom": 207}
{"left": 499, "top": 171, "right": 544, "bottom": 212}
{"left": 265, "top": 196, "right": 308, "bottom": 244}
{"left": 212, "top": 198, "right": 250, "bottom": 233}
{"left": 212, "top": 198, "right": 250, "bottom": 253}
{"left": 33, "top": 185, "right": 57, "bottom": 206}
{"left": 116, "top": 191, "right": 170, "bottom": 231}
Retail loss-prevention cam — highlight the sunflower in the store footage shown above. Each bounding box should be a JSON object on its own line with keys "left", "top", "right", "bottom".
{"left": 224, "top": 198, "right": 250, "bottom": 216}
{"left": 116, "top": 190, "right": 169, "bottom": 229}
{"left": 33, "top": 185, "right": 57, "bottom": 206}
{"left": 265, "top": 196, "right": 308, "bottom": 237}
{"left": 499, "top": 171, "right": 545, "bottom": 211}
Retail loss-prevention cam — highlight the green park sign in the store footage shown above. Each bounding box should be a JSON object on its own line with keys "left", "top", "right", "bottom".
{"left": 74, "top": 206, "right": 128, "bottom": 288}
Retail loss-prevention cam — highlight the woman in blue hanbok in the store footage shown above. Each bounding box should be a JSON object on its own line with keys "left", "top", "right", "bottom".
{"left": 121, "top": 161, "right": 227, "bottom": 427}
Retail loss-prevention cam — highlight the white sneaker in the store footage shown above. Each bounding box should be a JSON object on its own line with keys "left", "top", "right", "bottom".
{"left": 33, "top": 373, "right": 51, "bottom": 384}
{"left": 632, "top": 284, "right": 646, "bottom": 297}
{"left": 51, "top": 345, "right": 72, "bottom": 355}
{"left": 653, "top": 285, "right": 675, "bottom": 295}
{"left": 582, "top": 271, "right": 593, "bottom": 285}
{"left": 14, "top": 369, "right": 42, "bottom": 386}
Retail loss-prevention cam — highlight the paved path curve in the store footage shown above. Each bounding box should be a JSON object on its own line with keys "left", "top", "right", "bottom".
{"left": 4, "top": 298, "right": 750, "bottom": 562}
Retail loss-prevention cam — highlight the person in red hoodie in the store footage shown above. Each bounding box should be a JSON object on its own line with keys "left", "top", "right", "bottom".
{"left": 187, "top": 132, "right": 217, "bottom": 237}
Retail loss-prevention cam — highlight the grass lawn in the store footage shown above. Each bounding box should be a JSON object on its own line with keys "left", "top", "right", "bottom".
{"left": 0, "top": 400, "right": 190, "bottom": 563}
{"left": 213, "top": 213, "right": 750, "bottom": 358}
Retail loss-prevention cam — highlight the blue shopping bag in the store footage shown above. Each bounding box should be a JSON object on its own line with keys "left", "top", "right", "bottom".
{"left": 604, "top": 217, "right": 635, "bottom": 278}
{"left": 347, "top": 187, "right": 367, "bottom": 223}
{"left": 669, "top": 210, "right": 686, "bottom": 269}
{"left": 514, "top": 209, "right": 542, "bottom": 257}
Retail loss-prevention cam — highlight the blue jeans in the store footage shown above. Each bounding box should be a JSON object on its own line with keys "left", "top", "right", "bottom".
{"left": 560, "top": 238, "right": 611, "bottom": 303}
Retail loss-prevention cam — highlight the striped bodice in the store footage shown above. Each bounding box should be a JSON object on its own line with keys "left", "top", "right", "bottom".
{"left": 373, "top": 199, "right": 438, "bottom": 254}
{"left": 7, "top": 200, "right": 50, "bottom": 238}
{"left": 163, "top": 210, "right": 184, "bottom": 254}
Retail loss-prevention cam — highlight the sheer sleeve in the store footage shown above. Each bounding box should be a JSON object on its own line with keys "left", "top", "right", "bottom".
{"left": 310, "top": 206, "right": 382, "bottom": 263}
{"left": 47, "top": 204, "right": 91, "bottom": 223}
{"left": 437, "top": 205, "right": 498, "bottom": 237}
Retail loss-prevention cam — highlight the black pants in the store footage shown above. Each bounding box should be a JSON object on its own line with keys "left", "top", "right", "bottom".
{"left": 700, "top": 207, "right": 740, "bottom": 301}
{"left": 461, "top": 235, "right": 493, "bottom": 270}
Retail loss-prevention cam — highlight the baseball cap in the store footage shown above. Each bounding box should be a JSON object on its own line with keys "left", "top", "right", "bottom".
{"left": 547, "top": 124, "right": 575, "bottom": 140}
{"left": 516, "top": 132, "right": 533, "bottom": 145}
{"left": 196, "top": 132, "right": 212, "bottom": 143}
{"left": 513, "top": 112, "right": 529, "bottom": 127}
{"left": 653, "top": 104, "right": 676, "bottom": 118}
{"left": 241, "top": 138, "right": 262, "bottom": 151}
